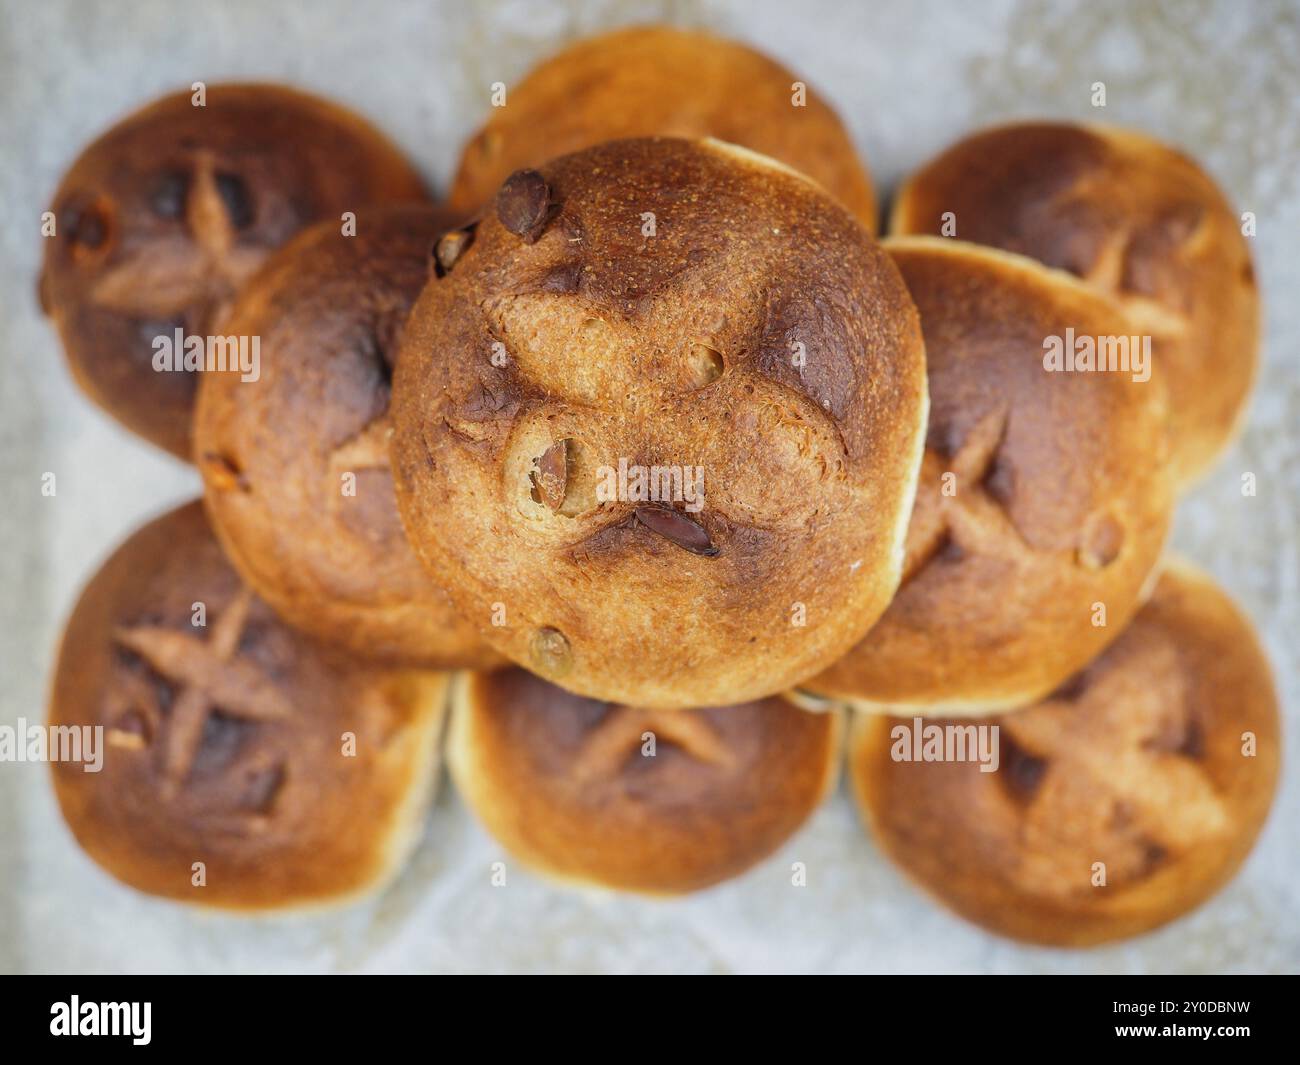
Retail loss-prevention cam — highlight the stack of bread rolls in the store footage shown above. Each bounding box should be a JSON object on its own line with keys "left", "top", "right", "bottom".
{"left": 39, "top": 26, "right": 1277, "bottom": 946}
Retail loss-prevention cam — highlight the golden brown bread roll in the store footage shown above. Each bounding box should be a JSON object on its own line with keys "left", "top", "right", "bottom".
{"left": 448, "top": 25, "right": 877, "bottom": 230}
{"left": 48, "top": 501, "right": 449, "bottom": 911}
{"left": 890, "top": 121, "right": 1259, "bottom": 484}
{"left": 391, "top": 137, "right": 928, "bottom": 709}
{"left": 448, "top": 667, "right": 842, "bottom": 894}
{"left": 849, "top": 560, "right": 1281, "bottom": 946}
{"left": 39, "top": 83, "right": 429, "bottom": 460}
{"left": 194, "top": 204, "right": 501, "bottom": 668}
{"left": 805, "top": 237, "right": 1175, "bottom": 712}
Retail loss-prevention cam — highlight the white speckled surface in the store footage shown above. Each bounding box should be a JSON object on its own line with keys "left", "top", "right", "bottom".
{"left": 0, "top": 0, "right": 1295, "bottom": 974}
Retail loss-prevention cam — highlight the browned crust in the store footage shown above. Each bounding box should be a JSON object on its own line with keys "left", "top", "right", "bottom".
{"left": 391, "top": 137, "right": 928, "bottom": 709}
{"left": 807, "top": 237, "right": 1174, "bottom": 710}
{"left": 194, "top": 204, "right": 501, "bottom": 668}
{"left": 39, "top": 83, "right": 429, "bottom": 460}
{"left": 47, "top": 501, "right": 448, "bottom": 911}
{"left": 849, "top": 560, "right": 1282, "bottom": 946}
{"left": 891, "top": 121, "right": 1259, "bottom": 484}
{"left": 449, "top": 25, "right": 877, "bottom": 230}
{"left": 447, "top": 667, "right": 843, "bottom": 894}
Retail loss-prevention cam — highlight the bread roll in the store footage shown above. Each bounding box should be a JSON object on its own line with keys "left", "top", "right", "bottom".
{"left": 194, "top": 204, "right": 500, "bottom": 668}
{"left": 449, "top": 25, "right": 876, "bottom": 229}
{"left": 39, "top": 83, "right": 428, "bottom": 459}
{"left": 891, "top": 121, "right": 1258, "bottom": 484}
{"left": 448, "top": 667, "right": 842, "bottom": 894}
{"left": 48, "top": 501, "right": 449, "bottom": 911}
{"left": 849, "top": 561, "right": 1281, "bottom": 946}
{"left": 391, "top": 137, "right": 927, "bottom": 709}
{"left": 805, "top": 237, "right": 1174, "bottom": 712}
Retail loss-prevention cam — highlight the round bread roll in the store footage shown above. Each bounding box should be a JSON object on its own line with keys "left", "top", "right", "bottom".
{"left": 194, "top": 204, "right": 500, "bottom": 668}
{"left": 890, "top": 121, "right": 1259, "bottom": 484}
{"left": 48, "top": 501, "right": 450, "bottom": 912}
{"left": 805, "top": 237, "right": 1174, "bottom": 712}
{"left": 391, "top": 137, "right": 928, "bottom": 709}
{"left": 448, "top": 25, "right": 877, "bottom": 230}
{"left": 448, "top": 666, "right": 843, "bottom": 894}
{"left": 849, "top": 560, "right": 1281, "bottom": 946}
{"left": 39, "top": 83, "right": 428, "bottom": 460}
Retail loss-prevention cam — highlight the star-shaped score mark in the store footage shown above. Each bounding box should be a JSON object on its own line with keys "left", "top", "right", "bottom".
{"left": 996, "top": 649, "right": 1228, "bottom": 881}
{"left": 111, "top": 588, "right": 292, "bottom": 801}
{"left": 902, "top": 406, "right": 1028, "bottom": 585}
{"left": 571, "top": 706, "right": 736, "bottom": 784}
{"left": 86, "top": 151, "right": 266, "bottom": 335}
{"left": 1041, "top": 183, "right": 1201, "bottom": 336}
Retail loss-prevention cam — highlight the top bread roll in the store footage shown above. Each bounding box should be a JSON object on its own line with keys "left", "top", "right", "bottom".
{"left": 195, "top": 204, "right": 500, "bottom": 668}
{"left": 391, "top": 137, "right": 927, "bottom": 710}
{"left": 449, "top": 25, "right": 877, "bottom": 230}
{"left": 805, "top": 237, "right": 1174, "bottom": 712}
{"left": 891, "top": 121, "right": 1259, "bottom": 484}
{"left": 39, "top": 83, "right": 428, "bottom": 459}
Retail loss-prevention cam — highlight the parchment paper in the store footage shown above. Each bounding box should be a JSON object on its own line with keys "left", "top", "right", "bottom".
{"left": 1, "top": 0, "right": 1295, "bottom": 974}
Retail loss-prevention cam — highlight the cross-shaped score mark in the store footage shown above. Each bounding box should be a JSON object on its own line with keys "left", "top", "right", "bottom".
{"left": 902, "top": 406, "right": 1028, "bottom": 585}
{"left": 1043, "top": 186, "right": 1201, "bottom": 336}
{"left": 997, "top": 650, "right": 1228, "bottom": 873}
{"left": 570, "top": 706, "right": 736, "bottom": 784}
{"left": 111, "top": 588, "right": 292, "bottom": 799}
{"left": 86, "top": 152, "right": 266, "bottom": 334}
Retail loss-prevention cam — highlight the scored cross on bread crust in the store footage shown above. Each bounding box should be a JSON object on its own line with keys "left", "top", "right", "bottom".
{"left": 569, "top": 706, "right": 737, "bottom": 785}
{"left": 902, "top": 406, "right": 1026, "bottom": 585}
{"left": 992, "top": 644, "right": 1230, "bottom": 898}
{"left": 111, "top": 587, "right": 291, "bottom": 801}
{"left": 1038, "top": 181, "right": 1205, "bottom": 337}
{"left": 87, "top": 152, "right": 267, "bottom": 337}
